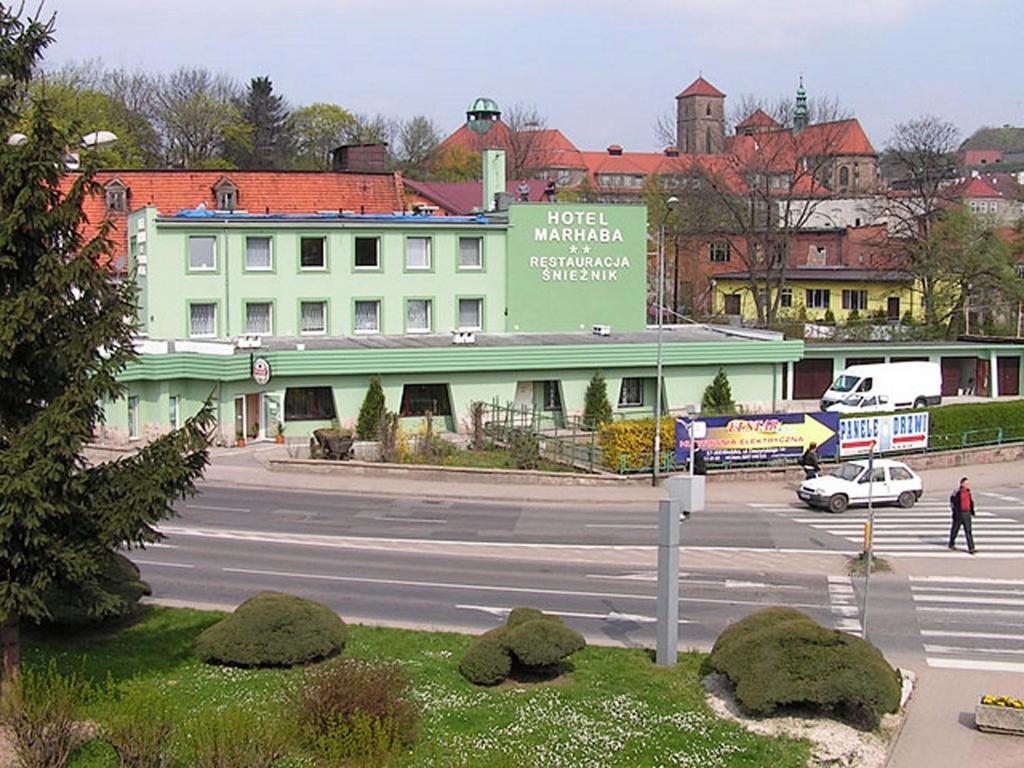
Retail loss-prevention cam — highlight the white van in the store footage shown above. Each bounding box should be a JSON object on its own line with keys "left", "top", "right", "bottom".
{"left": 820, "top": 362, "right": 942, "bottom": 413}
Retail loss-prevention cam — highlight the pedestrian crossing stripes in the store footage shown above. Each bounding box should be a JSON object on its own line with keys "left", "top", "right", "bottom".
{"left": 911, "top": 576, "right": 1024, "bottom": 674}
{"left": 752, "top": 494, "right": 1024, "bottom": 556}
{"left": 827, "top": 575, "right": 862, "bottom": 634}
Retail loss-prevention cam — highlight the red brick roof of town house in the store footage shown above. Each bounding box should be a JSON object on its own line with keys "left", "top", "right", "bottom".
{"left": 727, "top": 118, "right": 876, "bottom": 164}
{"left": 735, "top": 109, "right": 781, "bottom": 131}
{"left": 578, "top": 149, "right": 747, "bottom": 194}
{"left": 956, "top": 173, "right": 1024, "bottom": 200}
{"left": 437, "top": 122, "right": 587, "bottom": 170}
{"left": 676, "top": 76, "right": 726, "bottom": 99}
{"left": 403, "top": 178, "right": 551, "bottom": 215}
{"left": 65, "top": 169, "right": 407, "bottom": 271}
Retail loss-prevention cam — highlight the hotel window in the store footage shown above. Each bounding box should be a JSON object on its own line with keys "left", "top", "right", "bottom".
{"left": 709, "top": 241, "right": 731, "bottom": 262}
{"left": 780, "top": 288, "right": 793, "bottom": 308}
{"left": 127, "top": 396, "right": 139, "bottom": 440}
{"left": 542, "top": 381, "right": 562, "bottom": 411}
{"left": 841, "top": 290, "right": 868, "bottom": 311}
{"left": 188, "top": 236, "right": 216, "bottom": 271}
{"left": 406, "top": 237, "right": 431, "bottom": 270}
{"left": 618, "top": 378, "right": 644, "bottom": 407}
{"left": 189, "top": 302, "right": 217, "bottom": 337}
{"left": 300, "top": 237, "right": 326, "bottom": 269}
{"left": 284, "top": 387, "right": 336, "bottom": 421}
{"left": 169, "top": 395, "right": 180, "bottom": 429}
{"left": 458, "top": 298, "right": 483, "bottom": 330}
{"left": 300, "top": 301, "right": 327, "bottom": 335}
{"left": 245, "top": 236, "right": 272, "bottom": 270}
{"left": 354, "top": 237, "right": 379, "bottom": 269}
{"left": 406, "top": 299, "right": 432, "bottom": 333}
{"left": 245, "top": 302, "right": 272, "bottom": 335}
{"left": 458, "top": 237, "right": 482, "bottom": 269}
{"left": 805, "top": 289, "right": 831, "bottom": 310}
{"left": 354, "top": 300, "right": 380, "bottom": 333}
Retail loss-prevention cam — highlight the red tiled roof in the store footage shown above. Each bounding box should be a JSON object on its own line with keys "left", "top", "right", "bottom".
{"left": 403, "top": 178, "right": 551, "bottom": 215}
{"left": 67, "top": 170, "right": 406, "bottom": 270}
{"left": 956, "top": 173, "right": 1023, "bottom": 199}
{"left": 736, "top": 109, "right": 781, "bottom": 130}
{"left": 676, "top": 77, "right": 725, "bottom": 99}
{"left": 437, "top": 122, "right": 586, "bottom": 170}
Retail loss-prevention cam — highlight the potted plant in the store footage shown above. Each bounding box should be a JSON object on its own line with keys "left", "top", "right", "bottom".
{"left": 235, "top": 428, "right": 246, "bottom": 448}
{"left": 249, "top": 422, "right": 260, "bottom": 442}
{"left": 976, "top": 694, "right": 1024, "bottom": 735}
{"left": 275, "top": 421, "right": 285, "bottom": 444}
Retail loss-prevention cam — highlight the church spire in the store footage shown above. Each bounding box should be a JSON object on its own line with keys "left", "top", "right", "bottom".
{"left": 793, "top": 75, "right": 808, "bottom": 133}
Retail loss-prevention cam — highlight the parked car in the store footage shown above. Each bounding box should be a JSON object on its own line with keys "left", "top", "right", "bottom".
{"left": 796, "top": 458, "right": 923, "bottom": 513}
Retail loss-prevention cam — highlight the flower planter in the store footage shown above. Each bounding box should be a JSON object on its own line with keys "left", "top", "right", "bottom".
{"left": 275, "top": 435, "right": 285, "bottom": 444}
{"left": 236, "top": 438, "right": 246, "bottom": 448}
{"left": 976, "top": 703, "right": 1024, "bottom": 735}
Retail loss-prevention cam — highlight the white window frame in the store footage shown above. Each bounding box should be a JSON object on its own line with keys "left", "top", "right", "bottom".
{"left": 354, "top": 300, "right": 380, "bottom": 334}
{"left": 245, "top": 236, "right": 273, "bottom": 271}
{"left": 300, "top": 301, "right": 327, "bottom": 336}
{"left": 806, "top": 289, "right": 831, "bottom": 310}
{"left": 709, "top": 241, "right": 730, "bottom": 262}
{"left": 458, "top": 237, "right": 483, "bottom": 270}
{"left": 299, "top": 237, "right": 327, "bottom": 270}
{"left": 189, "top": 302, "right": 217, "bottom": 338}
{"left": 188, "top": 236, "right": 217, "bottom": 271}
{"left": 618, "top": 377, "right": 644, "bottom": 407}
{"left": 457, "top": 298, "right": 483, "bottom": 331}
{"left": 405, "top": 237, "right": 431, "bottom": 270}
{"left": 841, "top": 290, "right": 868, "bottom": 311}
{"left": 244, "top": 301, "right": 273, "bottom": 335}
{"left": 406, "top": 299, "right": 432, "bottom": 334}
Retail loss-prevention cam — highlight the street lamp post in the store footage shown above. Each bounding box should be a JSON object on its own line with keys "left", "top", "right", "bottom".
{"left": 652, "top": 196, "right": 680, "bottom": 487}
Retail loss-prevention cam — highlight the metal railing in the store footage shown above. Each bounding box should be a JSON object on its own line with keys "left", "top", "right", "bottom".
{"left": 479, "top": 399, "right": 603, "bottom": 473}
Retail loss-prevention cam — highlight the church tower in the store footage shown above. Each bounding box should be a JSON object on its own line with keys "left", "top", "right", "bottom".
{"left": 676, "top": 76, "right": 725, "bottom": 155}
{"left": 793, "top": 76, "right": 809, "bottom": 133}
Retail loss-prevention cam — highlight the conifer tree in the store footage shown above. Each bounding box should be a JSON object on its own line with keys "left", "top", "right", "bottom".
{"left": 356, "top": 375, "right": 386, "bottom": 440}
{"left": 701, "top": 368, "right": 737, "bottom": 415}
{"left": 582, "top": 371, "right": 613, "bottom": 429}
{"left": 0, "top": 8, "right": 211, "bottom": 685}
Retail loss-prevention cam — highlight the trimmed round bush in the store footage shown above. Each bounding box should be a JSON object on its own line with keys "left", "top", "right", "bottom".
{"left": 503, "top": 620, "right": 586, "bottom": 667}
{"left": 459, "top": 609, "right": 586, "bottom": 685}
{"left": 195, "top": 591, "right": 346, "bottom": 667}
{"left": 458, "top": 628, "right": 511, "bottom": 685}
{"left": 505, "top": 607, "right": 547, "bottom": 628}
{"left": 703, "top": 607, "right": 900, "bottom": 729}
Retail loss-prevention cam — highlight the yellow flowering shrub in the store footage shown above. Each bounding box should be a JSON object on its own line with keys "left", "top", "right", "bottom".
{"left": 981, "top": 695, "right": 1024, "bottom": 708}
{"left": 597, "top": 418, "right": 676, "bottom": 471}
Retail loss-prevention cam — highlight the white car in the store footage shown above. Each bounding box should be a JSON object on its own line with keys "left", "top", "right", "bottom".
{"left": 797, "top": 458, "right": 923, "bottom": 514}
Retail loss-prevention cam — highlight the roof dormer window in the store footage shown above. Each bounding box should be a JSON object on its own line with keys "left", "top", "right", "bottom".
{"left": 104, "top": 179, "right": 128, "bottom": 212}
{"left": 211, "top": 176, "right": 238, "bottom": 211}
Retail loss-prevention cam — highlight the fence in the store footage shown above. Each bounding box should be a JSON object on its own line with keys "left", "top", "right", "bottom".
{"left": 479, "top": 399, "right": 603, "bottom": 473}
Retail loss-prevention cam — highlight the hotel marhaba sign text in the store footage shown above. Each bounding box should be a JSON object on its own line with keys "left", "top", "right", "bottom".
{"left": 506, "top": 203, "right": 647, "bottom": 333}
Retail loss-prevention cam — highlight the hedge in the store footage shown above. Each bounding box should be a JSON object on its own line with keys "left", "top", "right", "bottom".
{"left": 597, "top": 418, "right": 675, "bottom": 471}
{"left": 195, "top": 591, "right": 347, "bottom": 667}
{"left": 702, "top": 607, "right": 901, "bottom": 729}
{"left": 927, "top": 400, "right": 1024, "bottom": 444}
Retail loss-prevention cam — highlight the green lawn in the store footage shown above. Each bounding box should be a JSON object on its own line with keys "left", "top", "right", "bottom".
{"left": 21, "top": 607, "right": 811, "bottom": 767}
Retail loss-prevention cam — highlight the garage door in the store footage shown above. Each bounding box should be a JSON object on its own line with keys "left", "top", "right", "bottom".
{"left": 793, "top": 359, "right": 834, "bottom": 400}
{"left": 940, "top": 358, "right": 965, "bottom": 396}
{"left": 998, "top": 356, "right": 1020, "bottom": 396}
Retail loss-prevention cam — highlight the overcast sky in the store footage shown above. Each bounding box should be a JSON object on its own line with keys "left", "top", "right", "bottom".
{"left": 41, "top": 0, "right": 1023, "bottom": 153}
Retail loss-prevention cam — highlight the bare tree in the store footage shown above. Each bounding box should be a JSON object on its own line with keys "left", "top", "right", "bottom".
{"left": 502, "top": 102, "right": 549, "bottom": 180}
{"left": 153, "top": 68, "right": 240, "bottom": 168}
{"left": 396, "top": 114, "right": 440, "bottom": 178}
{"left": 883, "top": 116, "right": 962, "bottom": 328}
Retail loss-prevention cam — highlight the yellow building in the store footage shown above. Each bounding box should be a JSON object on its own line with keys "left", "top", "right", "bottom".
{"left": 712, "top": 268, "right": 920, "bottom": 324}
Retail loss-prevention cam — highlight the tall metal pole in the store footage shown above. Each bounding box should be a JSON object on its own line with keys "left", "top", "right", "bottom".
{"left": 862, "top": 443, "right": 876, "bottom": 640}
{"left": 653, "top": 220, "right": 666, "bottom": 487}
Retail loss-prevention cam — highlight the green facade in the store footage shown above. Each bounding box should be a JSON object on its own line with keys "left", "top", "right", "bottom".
{"left": 506, "top": 204, "right": 647, "bottom": 332}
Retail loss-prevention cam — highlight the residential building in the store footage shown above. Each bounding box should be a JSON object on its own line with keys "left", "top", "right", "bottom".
{"left": 955, "top": 173, "right": 1024, "bottom": 226}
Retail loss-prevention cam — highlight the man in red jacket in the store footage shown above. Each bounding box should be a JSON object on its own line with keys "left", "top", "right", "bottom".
{"left": 948, "top": 477, "right": 976, "bottom": 554}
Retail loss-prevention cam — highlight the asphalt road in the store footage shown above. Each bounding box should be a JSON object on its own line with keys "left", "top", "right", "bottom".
{"left": 126, "top": 480, "right": 1024, "bottom": 673}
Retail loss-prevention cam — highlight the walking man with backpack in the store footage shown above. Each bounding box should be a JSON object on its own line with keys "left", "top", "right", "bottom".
{"left": 948, "top": 477, "right": 977, "bottom": 554}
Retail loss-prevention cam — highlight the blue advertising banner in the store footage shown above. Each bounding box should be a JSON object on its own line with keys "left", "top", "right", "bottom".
{"left": 675, "top": 412, "right": 840, "bottom": 465}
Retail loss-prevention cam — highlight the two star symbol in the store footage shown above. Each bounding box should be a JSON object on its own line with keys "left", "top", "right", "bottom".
{"left": 568, "top": 245, "right": 593, "bottom": 254}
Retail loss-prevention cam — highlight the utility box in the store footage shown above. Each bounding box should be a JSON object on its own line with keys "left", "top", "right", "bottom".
{"left": 665, "top": 474, "right": 706, "bottom": 514}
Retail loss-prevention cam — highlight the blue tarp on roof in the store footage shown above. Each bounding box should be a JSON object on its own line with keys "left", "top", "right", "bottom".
{"left": 171, "top": 208, "right": 491, "bottom": 224}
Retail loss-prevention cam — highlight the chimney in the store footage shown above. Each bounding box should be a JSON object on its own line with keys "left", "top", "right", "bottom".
{"left": 331, "top": 143, "right": 388, "bottom": 172}
{"left": 607, "top": 144, "right": 623, "bottom": 156}
{"left": 663, "top": 146, "right": 680, "bottom": 157}
{"left": 482, "top": 149, "right": 507, "bottom": 212}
